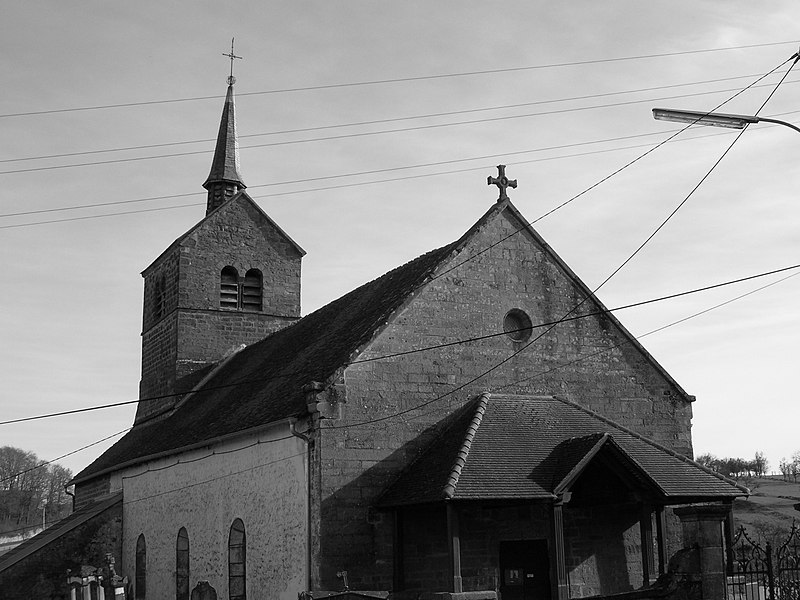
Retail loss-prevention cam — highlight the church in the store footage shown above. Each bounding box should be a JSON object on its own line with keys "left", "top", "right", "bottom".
{"left": 0, "top": 77, "right": 746, "bottom": 600}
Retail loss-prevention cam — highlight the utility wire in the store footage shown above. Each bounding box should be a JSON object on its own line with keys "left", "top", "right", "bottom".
{"left": 119, "top": 265, "right": 800, "bottom": 499}
{"left": 2, "top": 39, "right": 795, "bottom": 119}
{"left": 5, "top": 81, "right": 800, "bottom": 177}
{"left": 1, "top": 72, "right": 790, "bottom": 165}
{"left": 0, "top": 428, "right": 131, "bottom": 485}
{"left": 0, "top": 125, "right": 734, "bottom": 221}
{"left": 6, "top": 266, "right": 798, "bottom": 503}
{"left": 7, "top": 117, "right": 799, "bottom": 229}
{"left": 0, "top": 262, "right": 796, "bottom": 428}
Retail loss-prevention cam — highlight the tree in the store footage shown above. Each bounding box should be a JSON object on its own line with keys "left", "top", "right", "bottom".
{"left": 0, "top": 446, "right": 72, "bottom": 533}
{"left": 753, "top": 451, "right": 769, "bottom": 478}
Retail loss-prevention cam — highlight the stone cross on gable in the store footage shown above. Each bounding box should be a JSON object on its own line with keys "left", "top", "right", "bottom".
{"left": 223, "top": 38, "right": 243, "bottom": 85}
{"left": 488, "top": 164, "right": 517, "bottom": 202}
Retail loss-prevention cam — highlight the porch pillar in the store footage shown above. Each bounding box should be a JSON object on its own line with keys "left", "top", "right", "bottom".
{"left": 393, "top": 510, "right": 405, "bottom": 591}
{"left": 446, "top": 503, "right": 463, "bottom": 593}
{"left": 639, "top": 504, "right": 655, "bottom": 585}
{"left": 674, "top": 504, "right": 729, "bottom": 600}
{"left": 722, "top": 500, "right": 735, "bottom": 573}
{"left": 655, "top": 506, "right": 667, "bottom": 576}
{"left": 552, "top": 501, "right": 569, "bottom": 600}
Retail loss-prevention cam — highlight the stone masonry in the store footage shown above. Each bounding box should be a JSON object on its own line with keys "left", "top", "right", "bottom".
{"left": 311, "top": 205, "right": 694, "bottom": 592}
{"left": 137, "top": 194, "right": 303, "bottom": 422}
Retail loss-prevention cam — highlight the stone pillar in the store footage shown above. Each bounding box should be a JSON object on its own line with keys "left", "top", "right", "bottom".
{"left": 446, "top": 503, "right": 463, "bottom": 593}
{"left": 673, "top": 505, "right": 729, "bottom": 600}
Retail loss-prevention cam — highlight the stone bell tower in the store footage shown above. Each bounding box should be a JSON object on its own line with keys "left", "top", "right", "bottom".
{"left": 136, "top": 76, "right": 305, "bottom": 424}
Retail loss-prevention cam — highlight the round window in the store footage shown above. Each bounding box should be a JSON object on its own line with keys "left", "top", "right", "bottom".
{"left": 503, "top": 309, "right": 533, "bottom": 343}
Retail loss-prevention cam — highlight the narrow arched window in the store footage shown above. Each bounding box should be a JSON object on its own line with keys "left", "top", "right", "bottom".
{"left": 220, "top": 266, "right": 239, "bottom": 309}
{"left": 241, "top": 269, "right": 262, "bottom": 312}
{"left": 228, "top": 519, "right": 247, "bottom": 600}
{"left": 153, "top": 274, "right": 166, "bottom": 321}
{"left": 135, "top": 533, "right": 147, "bottom": 599}
{"left": 176, "top": 528, "right": 190, "bottom": 600}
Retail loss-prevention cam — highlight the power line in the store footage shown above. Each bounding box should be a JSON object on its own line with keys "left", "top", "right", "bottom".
{"left": 0, "top": 72, "right": 785, "bottom": 165}
{"left": 1, "top": 262, "right": 796, "bottom": 428}
{"left": 7, "top": 264, "right": 799, "bottom": 499}
{"left": 5, "top": 80, "right": 800, "bottom": 177}
{"left": 0, "top": 428, "right": 131, "bottom": 485}
{"left": 0, "top": 125, "right": 729, "bottom": 221}
{"left": 3, "top": 39, "right": 795, "bottom": 120}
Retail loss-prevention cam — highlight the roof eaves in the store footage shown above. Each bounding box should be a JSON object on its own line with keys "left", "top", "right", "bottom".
{"left": 71, "top": 417, "right": 297, "bottom": 487}
{"left": 548, "top": 395, "right": 749, "bottom": 496}
{"left": 553, "top": 433, "right": 610, "bottom": 496}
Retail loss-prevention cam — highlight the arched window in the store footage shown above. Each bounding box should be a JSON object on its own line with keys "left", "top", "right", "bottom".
{"left": 228, "top": 519, "right": 247, "bottom": 600}
{"left": 135, "top": 533, "right": 147, "bottom": 599}
{"left": 241, "top": 269, "right": 263, "bottom": 312}
{"left": 176, "top": 528, "right": 189, "bottom": 600}
{"left": 220, "top": 266, "right": 239, "bottom": 309}
{"left": 153, "top": 274, "right": 166, "bottom": 321}
{"left": 220, "top": 266, "right": 263, "bottom": 312}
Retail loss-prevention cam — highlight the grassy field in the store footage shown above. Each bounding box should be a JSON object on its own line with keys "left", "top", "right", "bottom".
{"left": 731, "top": 477, "right": 800, "bottom": 545}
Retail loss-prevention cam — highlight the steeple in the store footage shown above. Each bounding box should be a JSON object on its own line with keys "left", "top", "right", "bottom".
{"left": 203, "top": 82, "right": 246, "bottom": 214}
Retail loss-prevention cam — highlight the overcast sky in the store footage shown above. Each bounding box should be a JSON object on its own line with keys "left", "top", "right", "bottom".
{"left": 2, "top": 2, "right": 799, "bottom": 479}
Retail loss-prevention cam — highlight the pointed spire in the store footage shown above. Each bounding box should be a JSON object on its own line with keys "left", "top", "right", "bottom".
{"left": 203, "top": 82, "right": 246, "bottom": 214}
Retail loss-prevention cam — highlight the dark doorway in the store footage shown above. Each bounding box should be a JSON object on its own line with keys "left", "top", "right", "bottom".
{"left": 499, "top": 540, "right": 552, "bottom": 600}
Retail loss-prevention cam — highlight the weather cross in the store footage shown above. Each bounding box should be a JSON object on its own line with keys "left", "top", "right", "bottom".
{"left": 487, "top": 164, "right": 517, "bottom": 202}
{"left": 223, "top": 38, "right": 243, "bottom": 85}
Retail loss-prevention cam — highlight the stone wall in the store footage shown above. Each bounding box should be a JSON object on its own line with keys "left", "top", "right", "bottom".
{"left": 0, "top": 499, "right": 122, "bottom": 600}
{"left": 116, "top": 423, "right": 308, "bottom": 600}
{"left": 314, "top": 206, "right": 695, "bottom": 591}
{"left": 137, "top": 195, "right": 303, "bottom": 421}
{"left": 74, "top": 474, "right": 111, "bottom": 510}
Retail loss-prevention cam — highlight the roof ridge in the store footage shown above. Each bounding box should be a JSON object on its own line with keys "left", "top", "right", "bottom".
{"left": 443, "top": 393, "right": 490, "bottom": 499}
{"left": 549, "top": 395, "right": 750, "bottom": 494}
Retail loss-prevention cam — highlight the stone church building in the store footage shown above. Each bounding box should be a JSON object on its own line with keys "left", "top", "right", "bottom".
{"left": 0, "top": 81, "right": 745, "bottom": 600}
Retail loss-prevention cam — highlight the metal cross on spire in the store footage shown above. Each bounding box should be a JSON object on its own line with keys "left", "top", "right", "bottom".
{"left": 222, "top": 38, "right": 243, "bottom": 85}
{"left": 487, "top": 164, "right": 517, "bottom": 202}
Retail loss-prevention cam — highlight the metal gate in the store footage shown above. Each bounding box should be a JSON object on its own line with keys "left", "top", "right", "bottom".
{"left": 727, "top": 524, "right": 800, "bottom": 600}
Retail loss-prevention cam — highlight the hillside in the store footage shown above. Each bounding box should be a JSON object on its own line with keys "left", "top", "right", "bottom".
{"left": 731, "top": 477, "right": 800, "bottom": 545}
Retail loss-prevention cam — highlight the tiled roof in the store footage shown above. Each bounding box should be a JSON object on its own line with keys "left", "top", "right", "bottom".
{"left": 0, "top": 492, "right": 122, "bottom": 573}
{"left": 378, "top": 394, "right": 747, "bottom": 506}
{"left": 74, "top": 242, "right": 458, "bottom": 483}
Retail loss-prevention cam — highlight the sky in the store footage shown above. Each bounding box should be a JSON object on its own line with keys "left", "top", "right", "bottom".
{"left": 2, "top": 1, "right": 799, "bottom": 479}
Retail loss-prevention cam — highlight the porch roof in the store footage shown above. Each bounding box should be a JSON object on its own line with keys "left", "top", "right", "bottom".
{"left": 377, "top": 394, "right": 747, "bottom": 507}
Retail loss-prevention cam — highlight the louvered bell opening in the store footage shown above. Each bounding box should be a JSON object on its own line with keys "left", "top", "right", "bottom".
{"left": 241, "top": 269, "right": 262, "bottom": 312}
{"left": 220, "top": 266, "right": 239, "bottom": 309}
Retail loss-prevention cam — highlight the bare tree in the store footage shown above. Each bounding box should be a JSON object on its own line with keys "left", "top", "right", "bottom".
{"left": 0, "top": 446, "right": 72, "bottom": 533}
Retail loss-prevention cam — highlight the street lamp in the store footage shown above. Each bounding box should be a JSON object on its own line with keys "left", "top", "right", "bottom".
{"left": 652, "top": 107, "right": 800, "bottom": 135}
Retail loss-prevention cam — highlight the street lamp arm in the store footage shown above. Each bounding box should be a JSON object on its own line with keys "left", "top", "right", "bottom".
{"left": 653, "top": 107, "right": 800, "bottom": 135}
{"left": 755, "top": 116, "right": 800, "bottom": 135}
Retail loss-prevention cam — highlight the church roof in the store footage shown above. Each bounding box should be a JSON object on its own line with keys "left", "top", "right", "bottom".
{"left": 377, "top": 394, "right": 747, "bottom": 506}
{"left": 73, "top": 239, "right": 459, "bottom": 483}
{"left": 74, "top": 198, "right": 693, "bottom": 484}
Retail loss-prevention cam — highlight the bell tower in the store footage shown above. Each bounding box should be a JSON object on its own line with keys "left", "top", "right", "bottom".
{"left": 137, "top": 69, "right": 305, "bottom": 424}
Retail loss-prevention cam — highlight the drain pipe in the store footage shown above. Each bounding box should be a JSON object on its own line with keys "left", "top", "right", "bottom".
{"left": 292, "top": 382, "right": 322, "bottom": 594}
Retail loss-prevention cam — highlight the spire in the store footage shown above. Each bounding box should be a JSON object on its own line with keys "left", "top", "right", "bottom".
{"left": 203, "top": 43, "right": 246, "bottom": 214}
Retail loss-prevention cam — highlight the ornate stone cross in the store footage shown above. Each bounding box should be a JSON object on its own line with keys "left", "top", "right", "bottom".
{"left": 487, "top": 164, "right": 517, "bottom": 202}
{"left": 223, "top": 38, "right": 243, "bottom": 85}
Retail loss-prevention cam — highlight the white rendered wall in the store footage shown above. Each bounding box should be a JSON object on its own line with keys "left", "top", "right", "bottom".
{"left": 116, "top": 422, "right": 308, "bottom": 600}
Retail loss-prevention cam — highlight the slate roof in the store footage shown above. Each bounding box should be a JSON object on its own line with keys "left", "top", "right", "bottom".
{"left": 73, "top": 241, "right": 458, "bottom": 484}
{"left": 378, "top": 394, "right": 747, "bottom": 506}
{"left": 0, "top": 492, "right": 122, "bottom": 573}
